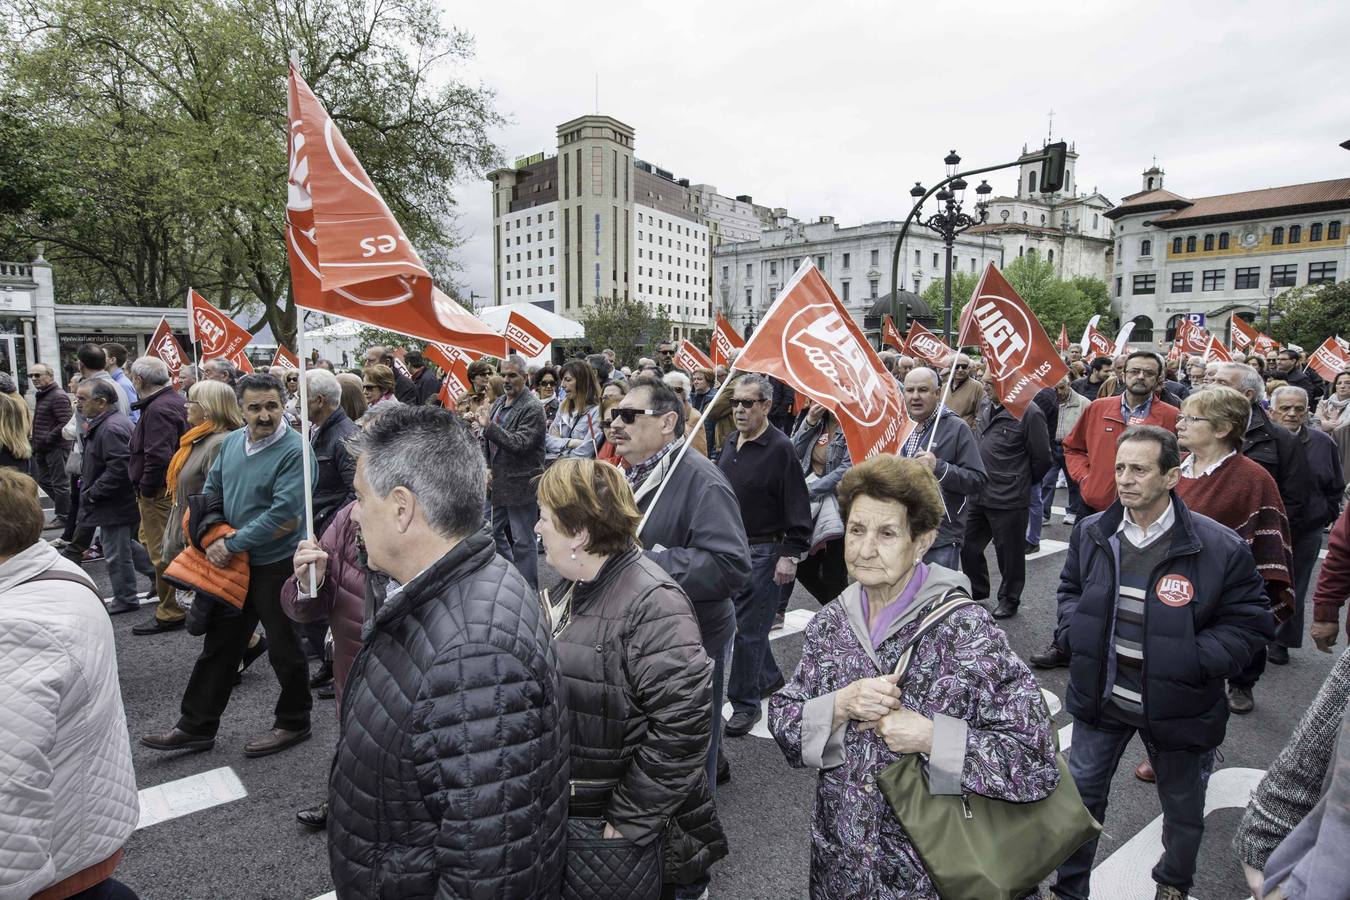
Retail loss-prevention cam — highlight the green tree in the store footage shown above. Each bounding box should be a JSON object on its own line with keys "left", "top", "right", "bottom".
{"left": 921, "top": 257, "right": 1109, "bottom": 345}
{"left": 920, "top": 271, "right": 979, "bottom": 334}
{"left": 0, "top": 0, "right": 503, "bottom": 345}
{"left": 1270, "top": 282, "right": 1350, "bottom": 350}
{"left": 569, "top": 296, "right": 672, "bottom": 368}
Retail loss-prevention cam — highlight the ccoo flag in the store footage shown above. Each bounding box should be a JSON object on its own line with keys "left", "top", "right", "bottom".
{"left": 901, "top": 320, "right": 956, "bottom": 368}
{"left": 503, "top": 310, "right": 554, "bottom": 357}
{"left": 424, "top": 342, "right": 477, "bottom": 410}
{"left": 1308, "top": 336, "right": 1350, "bottom": 382}
{"left": 272, "top": 345, "right": 300, "bottom": 370}
{"left": 736, "top": 261, "right": 912, "bottom": 463}
{"left": 673, "top": 339, "right": 713, "bottom": 373}
{"left": 958, "top": 263, "right": 1068, "bottom": 419}
{"left": 710, "top": 314, "right": 746, "bottom": 368}
{"left": 286, "top": 64, "right": 506, "bottom": 356}
{"left": 187, "top": 288, "right": 252, "bottom": 362}
{"left": 881, "top": 315, "right": 905, "bottom": 353}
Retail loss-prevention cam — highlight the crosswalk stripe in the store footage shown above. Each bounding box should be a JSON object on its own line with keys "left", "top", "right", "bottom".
{"left": 136, "top": 766, "right": 247, "bottom": 830}
{"left": 1027, "top": 538, "right": 1071, "bottom": 561}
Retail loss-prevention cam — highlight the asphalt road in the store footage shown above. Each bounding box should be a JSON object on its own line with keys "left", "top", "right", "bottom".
{"left": 68, "top": 492, "right": 1342, "bottom": 900}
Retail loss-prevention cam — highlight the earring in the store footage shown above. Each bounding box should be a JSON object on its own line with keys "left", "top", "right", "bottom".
{"left": 570, "top": 550, "right": 577, "bottom": 560}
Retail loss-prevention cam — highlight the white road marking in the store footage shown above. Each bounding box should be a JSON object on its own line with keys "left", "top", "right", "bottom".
{"left": 136, "top": 766, "right": 247, "bottom": 830}
{"left": 1027, "top": 538, "right": 1071, "bottom": 561}
{"left": 769, "top": 608, "right": 815, "bottom": 640}
{"left": 309, "top": 894, "right": 335, "bottom": 900}
{"left": 102, "top": 594, "right": 158, "bottom": 606}
{"left": 1041, "top": 688, "right": 1063, "bottom": 717}
{"left": 721, "top": 699, "right": 773, "bottom": 739}
{"left": 1089, "top": 766, "right": 1265, "bottom": 899}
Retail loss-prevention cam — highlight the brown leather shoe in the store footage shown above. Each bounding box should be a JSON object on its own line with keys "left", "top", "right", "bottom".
{"left": 244, "top": 727, "right": 311, "bottom": 758}
{"left": 141, "top": 727, "right": 215, "bottom": 753}
{"left": 1134, "top": 758, "right": 1156, "bottom": 783}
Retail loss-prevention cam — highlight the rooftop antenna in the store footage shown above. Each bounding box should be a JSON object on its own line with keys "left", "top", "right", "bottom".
{"left": 1046, "top": 108, "right": 1055, "bottom": 142}
{"left": 595, "top": 74, "right": 599, "bottom": 114}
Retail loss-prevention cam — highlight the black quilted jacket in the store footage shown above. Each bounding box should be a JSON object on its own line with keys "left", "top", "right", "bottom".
{"left": 327, "top": 532, "right": 569, "bottom": 899}
{"left": 554, "top": 547, "right": 727, "bottom": 885}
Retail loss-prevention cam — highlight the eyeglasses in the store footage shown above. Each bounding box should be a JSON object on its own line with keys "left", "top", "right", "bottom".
{"left": 608, "top": 407, "right": 661, "bottom": 425}
{"left": 730, "top": 398, "right": 763, "bottom": 409}
{"left": 1177, "top": 415, "right": 1213, "bottom": 426}
{"left": 1124, "top": 368, "right": 1159, "bottom": 378}
{"left": 362, "top": 384, "right": 378, "bottom": 390}
{"left": 539, "top": 380, "right": 556, "bottom": 387}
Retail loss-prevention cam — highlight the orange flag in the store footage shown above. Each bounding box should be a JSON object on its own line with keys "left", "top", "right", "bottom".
{"left": 901, "top": 320, "right": 956, "bottom": 368}
{"left": 146, "top": 317, "right": 186, "bottom": 384}
{"left": 958, "top": 263, "right": 1069, "bottom": 419}
{"left": 673, "top": 339, "right": 712, "bottom": 373}
{"left": 710, "top": 314, "right": 745, "bottom": 368}
{"left": 286, "top": 64, "right": 506, "bottom": 356}
{"left": 736, "top": 262, "right": 912, "bottom": 463}
{"left": 1205, "top": 335, "right": 1232, "bottom": 363}
{"left": 271, "top": 345, "right": 300, "bottom": 370}
{"left": 1174, "top": 318, "right": 1212, "bottom": 357}
{"left": 503, "top": 310, "right": 554, "bottom": 357}
{"left": 1308, "top": 336, "right": 1350, "bottom": 382}
{"left": 424, "top": 342, "right": 476, "bottom": 410}
{"left": 187, "top": 288, "right": 252, "bottom": 362}
{"left": 1057, "top": 323, "right": 1070, "bottom": 352}
{"left": 1083, "top": 323, "right": 1115, "bottom": 361}
{"left": 881, "top": 315, "right": 905, "bottom": 352}
{"left": 1229, "top": 316, "right": 1259, "bottom": 353}
{"left": 230, "top": 349, "right": 254, "bottom": 374}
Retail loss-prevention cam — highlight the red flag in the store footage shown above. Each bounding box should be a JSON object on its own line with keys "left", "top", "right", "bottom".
{"left": 1057, "top": 323, "right": 1070, "bottom": 352}
{"left": 900, "top": 321, "right": 956, "bottom": 368}
{"left": 958, "top": 263, "right": 1069, "bottom": 419}
{"left": 736, "top": 263, "right": 912, "bottom": 463}
{"left": 424, "top": 342, "right": 475, "bottom": 410}
{"left": 1253, "top": 332, "right": 1282, "bottom": 356}
{"left": 230, "top": 349, "right": 254, "bottom": 374}
{"left": 286, "top": 65, "right": 507, "bottom": 356}
{"left": 881, "top": 315, "right": 905, "bottom": 352}
{"left": 1308, "top": 337, "right": 1350, "bottom": 382}
{"left": 673, "top": 339, "right": 713, "bottom": 373}
{"left": 187, "top": 288, "right": 252, "bottom": 362}
{"left": 1204, "top": 335, "right": 1232, "bottom": 363}
{"left": 503, "top": 310, "right": 554, "bottom": 357}
{"left": 710, "top": 314, "right": 746, "bottom": 368}
{"left": 271, "top": 345, "right": 300, "bottom": 371}
{"left": 146, "top": 317, "right": 186, "bottom": 384}
{"left": 1084, "top": 323, "right": 1115, "bottom": 361}
{"left": 1166, "top": 341, "right": 1183, "bottom": 366}
{"left": 1229, "top": 316, "right": 1259, "bottom": 353}
{"left": 1174, "top": 318, "right": 1211, "bottom": 357}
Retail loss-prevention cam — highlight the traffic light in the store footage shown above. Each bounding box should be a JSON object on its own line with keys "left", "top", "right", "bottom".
{"left": 1040, "top": 141, "right": 1068, "bottom": 193}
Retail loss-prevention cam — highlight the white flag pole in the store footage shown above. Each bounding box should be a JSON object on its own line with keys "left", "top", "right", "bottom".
{"left": 923, "top": 364, "right": 958, "bottom": 453}
{"left": 295, "top": 307, "right": 318, "bottom": 598}
{"left": 186, "top": 288, "right": 200, "bottom": 369}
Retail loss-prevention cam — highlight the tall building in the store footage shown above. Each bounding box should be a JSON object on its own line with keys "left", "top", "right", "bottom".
{"left": 486, "top": 115, "right": 782, "bottom": 338}
{"left": 971, "top": 141, "right": 1115, "bottom": 281}
{"left": 1106, "top": 165, "right": 1350, "bottom": 344}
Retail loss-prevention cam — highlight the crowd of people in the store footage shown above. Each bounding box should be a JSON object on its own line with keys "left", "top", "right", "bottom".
{"left": 4, "top": 333, "right": 1350, "bottom": 899}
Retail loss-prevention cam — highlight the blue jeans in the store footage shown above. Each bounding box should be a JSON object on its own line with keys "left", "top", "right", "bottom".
{"left": 1027, "top": 483, "right": 1046, "bottom": 546}
{"left": 728, "top": 545, "right": 782, "bottom": 716}
{"left": 101, "top": 522, "right": 154, "bottom": 606}
{"left": 923, "top": 543, "right": 961, "bottom": 570}
{"left": 1052, "top": 714, "right": 1214, "bottom": 899}
{"left": 492, "top": 501, "right": 540, "bottom": 589}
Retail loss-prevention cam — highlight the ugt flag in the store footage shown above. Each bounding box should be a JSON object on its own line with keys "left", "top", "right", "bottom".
{"left": 147, "top": 317, "right": 186, "bottom": 384}
{"left": 958, "top": 263, "right": 1068, "bottom": 419}
{"left": 881, "top": 315, "right": 905, "bottom": 352}
{"left": 1083, "top": 322, "right": 1115, "bottom": 361}
{"left": 901, "top": 320, "right": 955, "bottom": 368}
{"left": 187, "top": 288, "right": 252, "bottom": 362}
{"left": 711, "top": 314, "right": 745, "bottom": 368}
{"left": 737, "top": 261, "right": 912, "bottom": 463}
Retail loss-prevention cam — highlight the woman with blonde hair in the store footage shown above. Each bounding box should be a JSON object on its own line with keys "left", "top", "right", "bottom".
{"left": 335, "top": 372, "right": 367, "bottom": 424}
{"left": 0, "top": 392, "right": 32, "bottom": 472}
{"left": 360, "top": 364, "right": 399, "bottom": 420}
{"left": 535, "top": 458, "right": 723, "bottom": 895}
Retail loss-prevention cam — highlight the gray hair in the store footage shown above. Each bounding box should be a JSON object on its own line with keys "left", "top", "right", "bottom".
{"left": 129, "top": 355, "right": 171, "bottom": 388}
{"left": 180, "top": 364, "right": 201, "bottom": 380}
{"left": 1270, "top": 385, "right": 1310, "bottom": 408}
{"left": 732, "top": 373, "right": 773, "bottom": 402}
{"left": 80, "top": 378, "right": 121, "bottom": 406}
{"left": 898, "top": 355, "right": 916, "bottom": 367}
{"left": 354, "top": 405, "right": 485, "bottom": 540}
{"left": 1217, "top": 362, "right": 1266, "bottom": 403}
{"left": 500, "top": 354, "right": 528, "bottom": 375}
{"left": 905, "top": 366, "right": 941, "bottom": 391}
{"left": 662, "top": 370, "right": 690, "bottom": 393}
{"left": 305, "top": 368, "right": 341, "bottom": 407}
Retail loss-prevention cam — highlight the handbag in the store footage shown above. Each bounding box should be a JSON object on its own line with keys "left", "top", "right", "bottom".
{"left": 874, "top": 590, "right": 1102, "bottom": 899}
{"left": 560, "top": 778, "right": 663, "bottom": 900}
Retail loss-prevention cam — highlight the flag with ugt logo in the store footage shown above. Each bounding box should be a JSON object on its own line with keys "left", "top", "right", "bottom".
{"left": 286, "top": 64, "right": 506, "bottom": 357}
{"left": 1083, "top": 322, "right": 1115, "bottom": 361}
{"left": 711, "top": 314, "right": 745, "bottom": 368}
{"left": 881, "top": 315, "right": 905, "bottom": 353}
{"left": 958, "top": 263, "right": 1068, "bottom": 419}
{"left": 736, "top": 261, "right": 912, "bottom": 463}
{"left": 901, "top": 320, "right": 956, "bottom": 368}
{"left": 147, "top": 317, "right": 186, "bottom": 384}
{"left": 187, "top": 288, "right": 252, "bottom": 362}
{"left": 1173, "top": 317, "right": 1212, "bottom": 357}
{"left": 673, "top": 339, "right": 712, "bottom": 373}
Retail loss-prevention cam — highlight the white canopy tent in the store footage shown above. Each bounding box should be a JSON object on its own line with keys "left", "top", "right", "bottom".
{"left": 477, "top": 303, "right": 583, "bottom": 363}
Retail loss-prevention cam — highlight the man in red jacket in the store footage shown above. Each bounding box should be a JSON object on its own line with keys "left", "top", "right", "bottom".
{"left": 1064, "top": 351, "right": 1180, "bottom": 513}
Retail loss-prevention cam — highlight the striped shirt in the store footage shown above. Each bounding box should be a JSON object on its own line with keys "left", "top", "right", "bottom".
{"left": 1108, "top": 530, "right": 1173, "bottom": 725}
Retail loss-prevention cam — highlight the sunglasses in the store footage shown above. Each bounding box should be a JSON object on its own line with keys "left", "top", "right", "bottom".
{"left": 608, "top": 407, "right": 660, "bottom": 425}
{"left": 539, "top": 380, "right": 556, "bottom": 387}
{"left": 954, "top": 365, "right": 969, "bottom": 371}
{"left": 362, "top": 384, "right": 378, "bottom": 390}
{"left": 730, "top": 398, "right": 763, "bottom": 409}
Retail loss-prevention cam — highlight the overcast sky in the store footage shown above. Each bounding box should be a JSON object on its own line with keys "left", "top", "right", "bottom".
{"left": 442, "top": 1, "right": 1349, "bottom": 301}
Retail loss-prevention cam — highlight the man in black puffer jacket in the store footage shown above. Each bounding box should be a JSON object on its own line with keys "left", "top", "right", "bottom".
{"left": 329, "top": 406, "right": 567, "bottom": 899}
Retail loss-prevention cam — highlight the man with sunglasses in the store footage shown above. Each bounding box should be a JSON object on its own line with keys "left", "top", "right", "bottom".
{"left": 477, "top": 355, "right": 545, "bottom": 588}
{"left": 716, "top": 374, "right": 811, "bottom": 738}
{"left": 611, "top": 376, "right": 749, "bottom": 797}
{"left": 656, "top": 341, "right": 676, "bottom": 373}
{"left": 943, "top": 354, "right": 984, "bottom": 431}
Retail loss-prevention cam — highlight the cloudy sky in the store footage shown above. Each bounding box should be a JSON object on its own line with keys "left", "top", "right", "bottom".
{"left": 442, "top": 0, "right": 1349, "bottom": 301}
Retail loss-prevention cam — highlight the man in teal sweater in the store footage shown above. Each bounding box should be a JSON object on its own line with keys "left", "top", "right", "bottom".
{"left": 143, "top": 372, "right": 317, "bottom": 757}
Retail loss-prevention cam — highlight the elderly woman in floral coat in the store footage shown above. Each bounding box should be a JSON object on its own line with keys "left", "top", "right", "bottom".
{"left": 768, "top": 455, "right": 1059, "bottom": 898}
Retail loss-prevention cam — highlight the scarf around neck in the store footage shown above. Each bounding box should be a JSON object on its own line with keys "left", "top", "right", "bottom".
{"left": 166, "top": 422, "right": 220, "bottom": 499}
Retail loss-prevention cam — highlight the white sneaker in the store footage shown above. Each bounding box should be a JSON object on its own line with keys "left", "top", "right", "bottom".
{"left": 47, "top": 537, "right": 69, "bottom": 549}
{"left": 1062, "top": 514, "right": 1077, "bottom": 526}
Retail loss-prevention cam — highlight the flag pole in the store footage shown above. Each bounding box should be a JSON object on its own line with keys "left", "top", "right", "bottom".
{"left": 296, "top": 312, "right": 318, "bottom": 598}
{"left": 923, "top": 361, "right": 958, "bottom": 453}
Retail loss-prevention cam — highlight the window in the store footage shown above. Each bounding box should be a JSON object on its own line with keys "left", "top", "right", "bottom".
{"left": 1115, "top": 276, "right": 1122, "bottom": 296}
{"left": 841, "top": 281, "right": 850, "bottom": 303}
{"left": 1186, "top": 235, "right": 1196, "bottom": 252}
{"left": 870, "top": 249, "right": 879, "bottom": 267}
{"left": 1330, "top": 221, "right": 1342, "bottom": 240}
{"left": 1311, "top": 223, "right": 1323, "bottom": 241}
{"left": 1289, "top": 224, "right": 1302, "bottom": 244}
{"left": 1131, "top": 315, "right": 1155, "bottom": 343}
{"left": 1028, "top": 171, "right": 1037, "bottom": 193}
{"left": 1272, "top": 226, "right": 1284, "bottom": 245}
{"left": 869, "top": 279, "right": 879, "bottom": 298}
{"left": 792, "top": 258, "right": 801, "bottom": 271}
{"left": 1219, "top": 232, "right": 1230, "bottom": 250}
{"left": 769, "top": 261, "right": 778, "bottom": 277}
{"left": 1171, "top": 271, "right": 1194, "bottom": 293}
{"left": 1048, "top": 249, "right": 1054, "bottom": 264}
{"left": 1271, "top": 264, "right": 1297, "bottom": 287}
{"left": 1202, "top": 269, "right": 1225, "bottom": 291}
{"left": 816, "top": 255, "right": 825, "bottom": 270}
{"left": 721, "top": 265, "right": 729, "bottom": 281}
{"left": 932, "top": 253, "right": 940, "bottom": 267}
{"left": 914, "top": 250, "right": 921, "bottom": 266}
{"left": 745, "top": 289, "right": 752, "bottom": 306}
{"left": 1235, "top": 267, "right": 1260, "bottom": 289}
{"left": 746, "top": 264, "right": 752, "bottom": 278}
{"left": 1133, "top": 274, "right": 1156, "bottom": 295}
{"left": 1172, "top": 237, "right": 1183, "bottom": 254}
{"left": 1203, "top": 234, "right": 1214, "bottom": 251}
{"left": 1140, "top": 239, "right": 1152, "bottom": 257}
{"left": 970, "top": 258, "right": 977, "bottom": 273}
{"left": 1093, "top": 214, "right": 1099, "bottom": 229}
{"left": 1309, "top": 261, "right": 1338, "bottom": 284}
{"left": 842, "top": 253, "right": 851, "bottom": 269}
{"left": 1022, "top": 212, "right": 1028, "bottom": 223}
